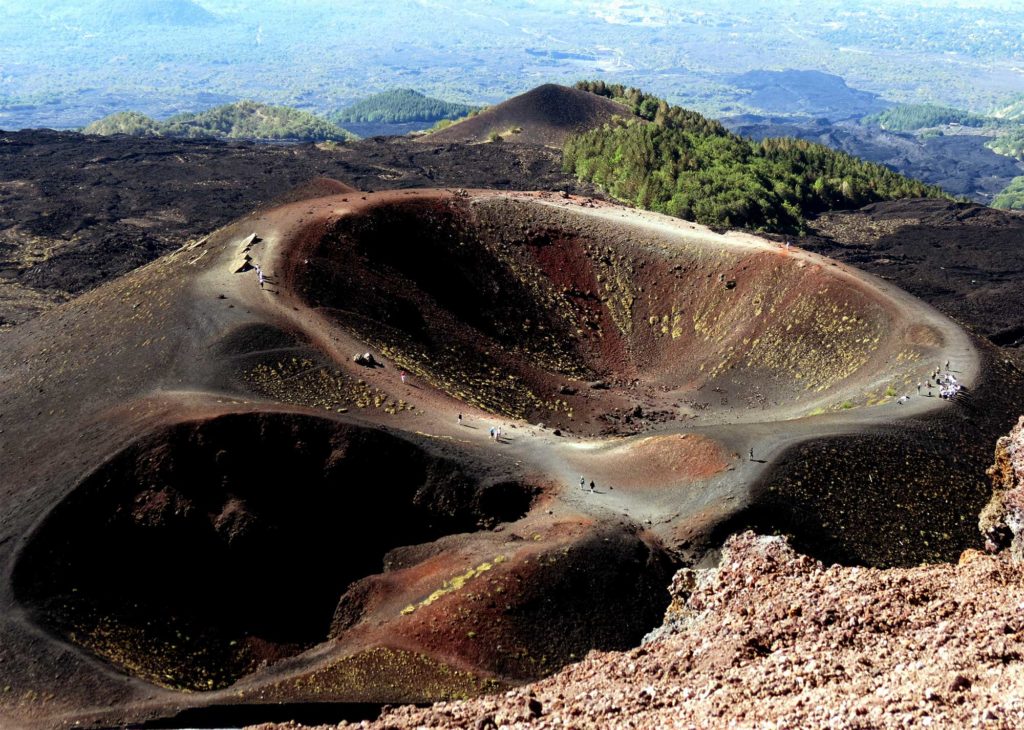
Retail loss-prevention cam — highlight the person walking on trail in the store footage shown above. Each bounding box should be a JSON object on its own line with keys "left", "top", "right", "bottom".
{"left": 496, "top": 427, "right": 501, "bottom": 441}
{"left": 749, "top": 447, "right": 754, "bottom": 460}
{"left": 255, "top": 264, "right": 264, "bottom": 289}
{"left": 489, "top": 427, "right": 496, "bottom": 440}
{"left": 400, "top": 370, "right": 407, "bottom": 384}
{"left": 589, "top": 480, "right": 596, "bottom": 493}
{"left": 458, "top": 413, "right": 463, "bottom": 426}
{"left": 580, "top": 476, "right": 586, "bottom": 491}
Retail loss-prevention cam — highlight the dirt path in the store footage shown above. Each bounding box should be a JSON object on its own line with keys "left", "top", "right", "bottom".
{"left": 202, "top": 189, "right": 980, "bottom": 551}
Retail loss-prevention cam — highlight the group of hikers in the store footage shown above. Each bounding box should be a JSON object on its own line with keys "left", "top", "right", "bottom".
{"left": 898, "top": 360, "right": 963, "bottom": 404}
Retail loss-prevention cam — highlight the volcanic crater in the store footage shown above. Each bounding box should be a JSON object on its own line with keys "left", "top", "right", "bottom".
{"left": 284, "top": 192, "right": 955, "bottom": 434}
{"left": 0, "top": 186, "right": 995, "bottom": 729}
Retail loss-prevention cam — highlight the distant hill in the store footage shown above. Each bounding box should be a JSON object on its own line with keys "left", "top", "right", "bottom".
{"left": 84, "top": 102, "right": 356, "bottom": 143}
{"left": 422, "top": 84, "right": 627, "bottom": 147}
{"left": 51, "top": 0, "right": 217, "bottom": 29}
{"left": 82, "top": 111, "right": 161, "bottom": 137}
{"left": 332, "top": 89, "right": 479, "bottom": 125}
{"left": 992, "top": 95, "right": 1024, "bottom": 121}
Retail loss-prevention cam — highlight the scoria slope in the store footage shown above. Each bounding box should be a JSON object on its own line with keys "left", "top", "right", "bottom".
{"left": 421, "top": 85, "right": 628, "bottom": 147}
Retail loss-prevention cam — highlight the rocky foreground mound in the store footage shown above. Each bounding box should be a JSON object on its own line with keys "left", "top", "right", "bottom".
{"left": 253, "top": 421, "right": 1024, "bottom": 730}
{"left": 981, "top": 414, "right": 1024, "bottom": 559}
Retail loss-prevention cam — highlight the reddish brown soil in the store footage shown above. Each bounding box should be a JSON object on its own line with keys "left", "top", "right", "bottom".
{"left": 262, "top": 531, "right": 1024, "bottom": 730}
{"left": 580, "top": 434, "right": 729, "bottom": 487}
{"left": 422, "top": 85, "right": 628, "bottom": 148}
{"left": 279, "top": 190, "right": 962, "bottom": 436}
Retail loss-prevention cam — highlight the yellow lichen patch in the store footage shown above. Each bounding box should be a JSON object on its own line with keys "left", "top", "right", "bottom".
{"left": 401, "top": 556, "right": 508, "bottom": 616}
{"left": 245, "top": 358, "right": 412, "bottom": 414}
{"left": 587, "top": 246, "right": 635, "bottom": 336}
{"left": 51, "top": 608, "right": 258, "bottom": 691}
{"left": 375, "top": 340, "right": 573, "bottom": 422}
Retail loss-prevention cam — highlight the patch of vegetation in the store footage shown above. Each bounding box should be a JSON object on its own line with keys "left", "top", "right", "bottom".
{"left": 986, "top": 128, "right": 1024, "bottom": 162}
{"left": 992, "top": 94, "right": 1024, "bottom": 121}
{"left": 565, "top": 83, "right": 948, "bottom": 233}
{"left": 992, "top": 176, "right": 1024, "bottom": 210}
{"left": 84, "top": 101, "right": 356, "bottom": 143}
{"left": 401, "top": 556, "right": 506, "bottom": 615}
{"left": 82, "top": 111, "right": 161, "bottom": 136}
{"left": 426, "top": 107, "right": 485, "bottom": 133}
{"left": 575, "top": 80, "right": 728, "bottom": 136}
{"left": 862, "top": 103, "right": 989, "bottom": 131}
{"left": 332, "top": 89, "right": 479, "bottom": 125}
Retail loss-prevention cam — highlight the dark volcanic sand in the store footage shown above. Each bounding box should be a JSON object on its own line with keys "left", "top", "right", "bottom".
{"left": 0, "top": 129, "right": 593, "bottom": 329}
{"left": 805, "top": 199, "right": 1024, "bottom": 346}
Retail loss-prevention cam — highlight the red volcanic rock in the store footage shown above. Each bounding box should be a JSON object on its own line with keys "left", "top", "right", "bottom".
{"left": 980, "top": 415, "right": 1024, "bottom": 558}
{"left": 253, "top": 527, "right": 1024, "bottom": 730}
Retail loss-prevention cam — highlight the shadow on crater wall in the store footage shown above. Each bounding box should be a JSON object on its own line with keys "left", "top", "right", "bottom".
{"left": 12, "top": 412, "right": 535, "bottom": 690}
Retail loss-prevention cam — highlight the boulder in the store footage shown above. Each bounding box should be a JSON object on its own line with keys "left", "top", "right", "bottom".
{"left": 980, "top": 415, "right": 1024, "bottom": 559}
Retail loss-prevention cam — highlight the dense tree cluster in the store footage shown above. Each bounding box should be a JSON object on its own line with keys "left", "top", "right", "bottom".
{"left": 82, "top": 111, "right": 161, "bottom": 136}
{"left": 992, "top": 176, "right": 1024, "bottom": 210}
{"left": 332, "top": 89, "right": 479, "bottom": 124}
{"left": 862, "top": 103, "right": 988, "bottom": 131}
{"left": 987, "top": 128, "right": 1024, "bottom": 161}
{"left": 83, "top": 101, "right": 356, "bottom": 143}
{"left": 565, "top": 86, "right": 947, "bottom": 233}
{"left": 575, "top": 80, "right": 728, "bottom": 137}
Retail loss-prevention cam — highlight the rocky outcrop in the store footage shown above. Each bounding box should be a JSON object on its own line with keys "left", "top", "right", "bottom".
{"left": 258, "top": 530, "right": 1024, "bottom": 730}
{"left": 980, "top": 415, "right": 1024, "bottom": 558}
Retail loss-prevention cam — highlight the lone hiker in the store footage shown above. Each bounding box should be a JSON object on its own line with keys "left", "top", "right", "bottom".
{"left": 458, "top": 413, "right": 463, "bottom": 426}
{"left": 749, "top": 447, "right": 754, "bottom": 460}
{"left": 400, "top": 370, "right": 407, "bottom": 384}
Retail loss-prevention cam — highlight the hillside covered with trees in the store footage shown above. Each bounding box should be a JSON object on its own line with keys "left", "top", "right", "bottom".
{"left": 332, "top": 89, "right": 479, "bottom": 125}
{"left": 862, "top": 104, "right": 989, "bottom": 131}
{"left": 992, "top": 176, "right": 1024, "bottom": 210}
{"left": 566, "top": 82, "right": 948, "bottom": 233}
{"left": 84, "top": 102, "right": 356, "bottom": 143}
{"left": 987, "top": 128, "right": 1024, "bottom": 162}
